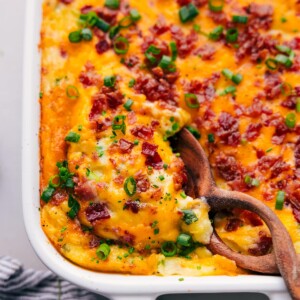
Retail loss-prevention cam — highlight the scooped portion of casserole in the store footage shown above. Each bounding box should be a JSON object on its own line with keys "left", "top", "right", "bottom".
{"left": 40, "top": 0, "right": 300, "bottom": 275}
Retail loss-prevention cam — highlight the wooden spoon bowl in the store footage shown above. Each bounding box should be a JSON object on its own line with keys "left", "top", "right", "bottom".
{"left": 173, "top": 128, "right": 300, "bottom": 300}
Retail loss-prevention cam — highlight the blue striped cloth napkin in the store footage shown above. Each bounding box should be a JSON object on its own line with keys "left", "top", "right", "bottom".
{"left": 0, "top": 256, "right": 104, "bottom": 299}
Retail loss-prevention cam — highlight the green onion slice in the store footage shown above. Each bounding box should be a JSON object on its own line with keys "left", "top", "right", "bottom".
{"left": 159, "top": 55, "right": 173, "bottom": 69}
{"left": 222, "top": 68, "right": 233, "bottom": 80}
{"left": 67, "top": 195, "right": 80, "bottom": 219}
{"left": 275, "top": 191, "right": 285, "bottom": 210}
{"left": 95, "top": 18, "right": 110, "bottom": 33}
{"left": 145, "top": 45, "right": 161, "bottom": 64}
{"left": 179, "top": 3, "right": 199, "bottom": 23}
{"left": 49, "top": 175, "right": 61, "bottom": 188}
{"left": 124, "top": 176, "right": 137, "bottom": 196}
{"left": 226, "top": 28, "right": 238, "bottom": 43}
{"left": 280, "top": 82, "right": 293, "bottom": 96}
{"left": 177, "top": 233, "right": 192, "bottom": 247}
{"left": 208, "top": 0, "right": 224, "bottom": 12}
{"left": 232, "top": 73, "right": 243, "bottom": 85}
{"left": 128, "top": 78, "right": 136, "bottom": 87}
{"left": 112, "top": 115, "right": 126, "bottom": 134}
{"left": 123, "top": 99, "right": 134, "bottom": 111}
{"left": 66, "top": 85, "right": 80, "bottom": 99}
{"left": 119, "top": 16, "right": 134, "bottom": 28}
{"left": 208, "top": 25, "right": 223, "bottom": 41}
{"left": 105, "top": 0, "right": 120, "bottom": 10}
{"left": 65, "top": 132, "right": 80, "bottom": 143}
{"left": 182, "top": 210, "right": 198, "bottom": 225}
{"left": 296, "top": 98, "right": 300, "bottom": 113}
{"left": 275, "top": 45, "right": 292, "bottom": 55}
{"left": 96, "top": 243, "right": 111, "bottom": 260}
{"left": 265, "top": 58, "right": 278, "bottom": 70}
{"left": 184, "top": 93, "right": 199, "bottom": 109}
{"left": 285, "top": 112, "right": 296, "bottom": 128}
{"left": 186, "top": 126, "right": 201, "bottom": 139}
{"left": 275, "top": 54, "right": 293, "bottom": 68}
{"left": 207, "top": 133, "right": 215, "bottom": 143}
{"left": 81, "top": 28, "right": 93, "bottom": 41}
{"left": 104, "top": 75, "right": 116, "bottom": 87}
{"left": 130, "top": 9, "right": 141, "bottom": 22}
{"left": 109, "top": 25, "right": 120, "bottom": 39}
{"left": 113, "top": 36, "right": 129, "bottom": 54}
{"left": 232, "top": 15, "right": 248, "bottom": 24}
{"left": 41, "top": 186, "right": 55, "bottom": 203}
{"left": 161, "top": 241, "right": 177, "bottom": 257}
{"left": 170, "top": 41, "right": 178, "bottom": 61}
{"left": 68, "top": 31, "right": 82, "bottom": 43}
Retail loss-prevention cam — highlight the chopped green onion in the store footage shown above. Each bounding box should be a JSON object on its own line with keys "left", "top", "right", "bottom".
{"left": 95, "top": 18, "right": 110, "bottom": 32}
{"left": 285, "top": 112, "right": 296, "bottom": 128}
{"left": 208, "top": 0, "right": 224, "bottom": 12}
{"left": 208, "top": 26, "right": 223, "bottom": 41}
{"left": 207, "top": 133, "right": 215, "bottom": 143}
{"left": 193, "top": 24, "right": 201, "bottom": 33}
{"left": 186, "top": 125, "right": 201, "bottom": 139}
{"left": 275, "top": 45, "right": 292, "bottom": 55}
{"left": 128, "top": 79, "right": 135, "bottom": 87}
{"left": 49, "top": 175, "right": 61, "bottom": 188}
{"left": 105, "top": 0, "right": 120, "bottom": 9}
{"left": 226, "top": 28, "right": 238, "bottom": 43}
{"left": 124, "top": 176, "right": 137, "bottom": 196}
{"left": 65, "top": 132, "right": 80, "bottom": 143}
{"left": 96, "top": 243, "right": 111, "bottom": 260}
{"left": 119, "top": 16, "right": 134, "bottom": 28}
{"left": 145, "top": 45, "right": 161, "bottom": 64}
{"left": 68, "top": 31, "right": 82, "bottom": 43}
{"left": 232, "top": 73, "right": 243, "bottom": 85}
{"left": 170, "top": 41, "right": 178, "bottom": 61}
{"left": 130, "top": 9, "right": 141, "bottom": 22}
{"left": 79, "top": 12, "right": 98, "bottom": 27}
{"left": 67, "top": 195, "right": 80, "bottom": 219}
{"left": 123, "top": 99, "right": 133, "bottom": 111}
{"left": 41, "top": 186, "right": 55, "bottom": 203}
{"left": 113, "top": 36, "right": 129, "bottom": 54}
{"left": 244, "top": 175, "right": 251, "bottom": 185}
{"left": 281, "top": 17, "right": 287, "bottom": 23}
{"left": 66, "top": 85, "right": 80, "bottom": 99}
{"left": 275, "top": 191, "right": 285, "bottom": 210}
{"left": 109, "top": 25, "right": 120, "bottom": 39}
{"left": 159, "top": 175, "right": 165, "bottom": 181}
{"left": 161, "top": 241, "right": 177, "bottom": 257}
{"left": 275, "top": 54, "right": 293, "bottom": 68}
{"left": 81, "top": 28, "right": 93, "bottom": 41}
{"left": 251, "top": 179, "right": 260, "bottom": 187}
{"left": 179, "top": 4, "right": 199, "bottom": 23}
{"left": 182, "top": 210, "right": 198, "bottom": 225}
{"left": 219, "top": 85, "right": 236, "bottom": 96}
{"left": 232, "top": 15, "right": 248, "bottom": 24}
{"left": 280, "top": 82, "right": 293, "bottom": 96}
{"left": 177, "top": 233, "right": 192, "bottom": 247}
{"left": 296, "top": 98, "right": 300, "bottom": 113}
{"left": 184, "top": 93, "right": 199, "bottom": 109}
{"left": 112, "top": 115, "right": 126, "bottom": 134}
{"left": 154, "top": 228, "right": 159, "bottom": 235}
{"left": 104, "top": 75, "right": 116, "bottom": 87}
{"left": 266, "top": 147, "right": 273, "bottom": 153}
{"left": 265, "top": 58, "right": 278, "bottom": 70}
{"left": 180, "top": 192, "right": 187, "bottom": 199}
{"left": 159, "top": 55, "right": 172, "bottom": 69}
{"left": 222, "top": 68, "right": 233, "bottom": 80}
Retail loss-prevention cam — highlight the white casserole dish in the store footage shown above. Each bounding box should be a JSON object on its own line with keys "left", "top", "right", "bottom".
{"left": 22, "top": 0, "right": 291, "bottom": 299}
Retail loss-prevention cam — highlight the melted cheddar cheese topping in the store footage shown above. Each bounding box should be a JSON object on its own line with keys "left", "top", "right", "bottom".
{"left": 40, "top": 0, "right": 300, "bottom": 275}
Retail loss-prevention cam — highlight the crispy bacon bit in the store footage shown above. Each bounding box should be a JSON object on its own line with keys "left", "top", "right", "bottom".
{"left": 81, "top": 5, "right": 93, "bottom": 14}
{"left": 248, "top": 232, "right": 272, "bottom": 256}
{"left": 248, "top": 3, "right": 274, "bottom": 18}
{"left": 245, "top": 123, "right": 262, "bottom": 141}
{"left": 295, "top": 139, "right": 300, "bottom": 169}
{"left": 89, "top": 93, "right": 106, "bottom": 121}
{"left": 113, "top": 175, "right": 125, "bottom": 185}
{"left": 286, "top": 181, "right": 300, "bottom": 210}
{"left": 95, "top": 39, "right": 111, "bottom": 54}
{"left": 95, "top": 118, "right": 111, "bottom": 132}
{"left": 150, "top": 16, "right": 169, "bottom": 36}
{"left": 124, "top": 201, "right": 140, "bottom": 213}
{"left": 272, "top": 122, "right": 289, "bottom": 145}
{"left": 95, "top": 7, "right": 118, "bottom": 24}
{"left": 258, "top": 155, "right": 280, "bottom": 173}
{"left": 120, "top": 231, "right": 135, "bottom": 245}
{"left": 270, "top": 160, "right": 289, "bottom": 179}
{"left": 215, "top": 153, "right": 241, "bottom": 181}
{"left": 171, "top": 158, "right": 188, "bottom": 191}
{"left": 131, "top": 125, "right": 154, "bottom": 140}
{"left": 75, "top": 180, "right": 97, "bottom": 200}
{"left": 176, "top": 0, "right": 191, "bottom": 5}
{"left": 135, "top": 172, "right": 150, "bottom": 193}
{"left": 142, "top": 142, "right": 158, "bottom": 156}
{"left": 170, "top": 25, "right": 198, "bottom": 58}
{"left": 264, "top": 72, "right": 282, "bottom": 100}
{"left": 106, "top": 89, "right": 124, "bottom": 109}
{"left": 145, "top": 152, "right": 163, "bottom": 170}
{"left": 217, "top": 112, "right": 241, "bottom": 146}
{"left": 86, "top": 203, "right": 110, "bottom": 223}
{"left": 241, "top": 211, "right": 263, "bottom": 226}
{"left": 60, "top": 0, "right": 73, "bottom": 4}
{"left": 293, "top": 207, "right": 300, "bottom": 223}
{"left": 51, "top": 190, "right": 68, "bottom": 206}
{"left": 225, "top": 218, "right": 243, "bottom": 232}
{"left": 281, "top": 96, "right": 296, "bottom": 109}
{"left": 123, "top": 55, "right": 139, "bottom": 68}
{"left": 119, "top": 139, "right": 134, "bottom": 154}
{"left": 134, "top": 74, "right": 178, "bottom": 106}
{"left": 89, "top": 235, "right": 101, "bottom": 248}
{"left": 79, "top": 63, "right": 101, "bottom": 87}
{"left": 194, "top": 45, "right": 216, "bottom": 60}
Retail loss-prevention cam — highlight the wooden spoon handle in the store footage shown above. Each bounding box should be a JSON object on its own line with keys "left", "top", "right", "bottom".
{"left": 208, "top": 231, "right": 279, "bottom": 274}
{"left": 208, "top": 188, "right": 300, "bottom": 300}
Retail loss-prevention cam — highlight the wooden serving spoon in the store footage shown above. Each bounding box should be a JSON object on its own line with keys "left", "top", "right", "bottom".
{"left": 173, "top": 128, "right": 300, "bottom": 300}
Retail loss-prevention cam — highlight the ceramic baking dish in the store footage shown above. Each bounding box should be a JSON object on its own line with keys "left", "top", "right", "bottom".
{"left": 22, "top": 0, "right": 291, "bottom": 299}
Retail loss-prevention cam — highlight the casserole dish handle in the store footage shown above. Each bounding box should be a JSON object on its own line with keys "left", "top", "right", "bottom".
{"left": 111, "top": 296, "right": 157, "bottom": 300}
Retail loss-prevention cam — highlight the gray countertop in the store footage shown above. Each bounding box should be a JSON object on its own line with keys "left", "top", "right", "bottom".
{"left": 0, "top": 1, "right": 271, "bottom": 299}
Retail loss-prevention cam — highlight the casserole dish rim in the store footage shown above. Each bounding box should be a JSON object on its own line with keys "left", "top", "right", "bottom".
{"left": 21, "top": 0, "right": 290, "bottom": 298}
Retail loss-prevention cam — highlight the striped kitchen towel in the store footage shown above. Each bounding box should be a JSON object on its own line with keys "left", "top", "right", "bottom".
{"left": 0, "top": 256, "right": 105, "bottom": 300}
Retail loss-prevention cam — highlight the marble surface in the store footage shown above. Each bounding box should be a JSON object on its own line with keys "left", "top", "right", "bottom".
{"left": 0, "top": 0, "right": 271, "bottom": 299}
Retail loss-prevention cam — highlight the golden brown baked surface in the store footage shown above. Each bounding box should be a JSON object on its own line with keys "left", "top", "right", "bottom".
{"left": 40, "top": 0, "right": 300, "bottom": 275}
